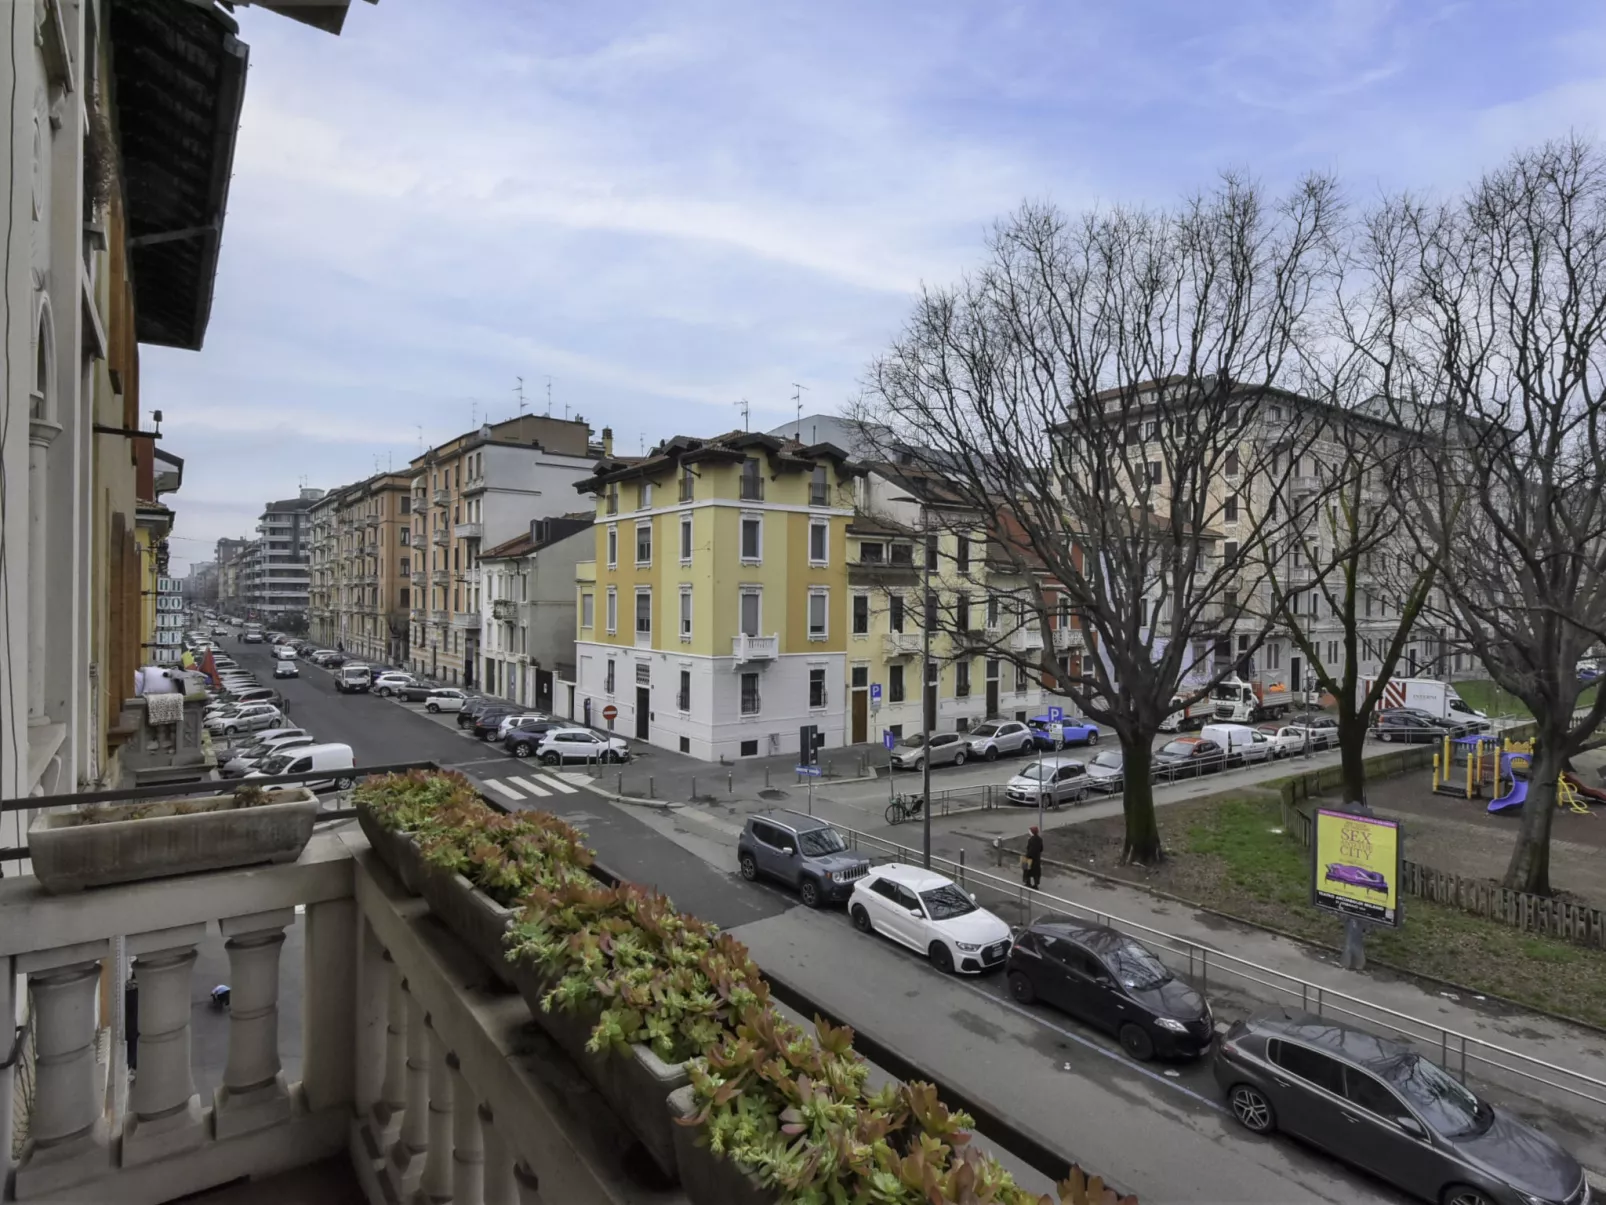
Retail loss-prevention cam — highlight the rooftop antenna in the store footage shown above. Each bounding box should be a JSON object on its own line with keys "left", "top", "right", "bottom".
{"left": 792, "top": 382, "right": 809, "bottom": 439}
{"left": 515, "top": 376, "right": 527, "bottom": 414}
{"left": 416, "top": 425, "right": 424, "bottom": 453}
{"left": 471, "top": 400, "right": 479, "bottom": 427}
{"left": 546, "top": 375, "right": 555, "bottom": 418}
{"left": 735, "top": 398, "right": 750, "bottom": 431}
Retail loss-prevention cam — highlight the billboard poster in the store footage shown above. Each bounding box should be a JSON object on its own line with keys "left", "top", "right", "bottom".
{"left": 1311, "top": 808, "right": 1402, "bottom": 926}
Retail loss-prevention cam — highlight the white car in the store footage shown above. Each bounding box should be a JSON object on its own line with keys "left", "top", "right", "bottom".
{"left": 273, "top": 644, "right": 297, "bottom": 660}
{"left": 1258, "top": 725, "right": 1308, "bottom": 758}
{"left": 223, "top": 734, "right": 316, "bottom": 776}
{"left": 963, "top": 720, "right": 1035, "bottom": 761}
{"left": 422, "top": 688, "right": 467, "bottom": 713}
{"left": 247, "top": 742, "right": 357, "bottom": 791}
{"left": 848, "top": 863, "right": 1013, "bottom": 974}
{"left": 373, "top": 672, "right": 418, "bottom": 697}
{"left": 496, "top": 712, "right": 551, "bottom": 739}
{"left": 206, "top": 703, "right": 283, "bottom": 736}
{"left": 534, "top": 728, "right": 630, "bottom": 765}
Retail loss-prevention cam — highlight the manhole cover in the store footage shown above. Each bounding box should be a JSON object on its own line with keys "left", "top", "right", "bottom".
{"left": 758, "top": 789, "right": 789, "bottom": 801}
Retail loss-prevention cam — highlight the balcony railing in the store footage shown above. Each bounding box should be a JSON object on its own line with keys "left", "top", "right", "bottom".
{"left": 491, "top": 598, "right": 518, "bottom": 622}
{"left": 115, "top": 694, "right": 215, "bottom": 787}
{"left": 1011, "top": 626, "right": 1045, "bottom": 651}
{"left": 433, "top": 488, "right": 450, "bottom": 507}
{"left": 462, "top": 472, "right": 486, "bottom": 494}
{"left": 429, "top": 609, "right": 449, "bottom": 625}
{"left": 1052, "top": 625, "right": 1079, "bottom": 650}
{"left": 452, "top": 612, "right": 482, "bottom": 630}
{"left": 731, "top": 633, "right": 779, "bottom": 661}
{"left": 432, "top": 530, "right": 448, "bottom": 547}
{"left": 453, "top": 522, "right": 482, "bottom": 540}
{"left": 883, "top": 632, "right": 922, "bottom": 658}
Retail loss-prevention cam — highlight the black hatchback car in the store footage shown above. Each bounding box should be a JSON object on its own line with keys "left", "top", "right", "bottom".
{"left": 503, "top": 721, "right": 561, "bottom": 758}
{"left": 457, "top": 697, "right": 500, "bottom": 728}
{"left": 1153, "top": 737, "right": 1226, "bottom": 779}
{"left": 1006, "top": 919, "right": 1213, "bottom": 1061}
{"left": 471, "top": 706, "right": 517, "bottom": 741}
{"left": 1215, "top": 1011, "right": 1588, "bottom": 1205}
{"left": 1372, "top": 710, "right": 1455, "bottom": 743}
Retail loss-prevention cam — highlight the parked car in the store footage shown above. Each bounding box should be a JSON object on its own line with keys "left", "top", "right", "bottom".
{"left": 222, "top": 734, "right": 316, "bottom": 777}
{"left": 420, "top": 688, "right": 468, "bottom": 713}
{"left": 534, "top": 728, "right": 630, "bottom": 765}
{"left": 1372, "top": 711, "right": 1450, "bottom": 744}
{"left": 1153, "top": 737, "right": 1226, "bottom": 778}
{"left": 1214, "top": 1010, "right": 1587, "bottom": 1205}
{"left": 848, "top": 863, "right": 1012, "bottom": 974}
{"left": 242, "top": 632, "right": 263, "bottom": 643}
{"left": 1200, "top": 723, "right": 1276, "bottom": 766}
{"left": 1004, "top": 756, "right": 1090, "bottom": 808}
{"left": 1259, "top": 725, "right": 1310, "bottom": 758}
{"left": 736, "top": 810, "right": 870, "bottom": 908}
{"left": 471, "top": 706, "right": 519, "bottom": 740}
{"left": 273, "top": 660, "right": 300, "bottom": 679}
{"left": 963, "top": 720, "right": 1035, "bottom": 761}
{"left": 247, "top": 742, "right": 358, "bottom": 791}
{"left": 336, "top": 664, "right": 372, "bottom": 694}
{"left": 1007, "top": 919, "right": 1213, "bottom": 1061}
{"left": 373, "top": 672, "right": 419, "bottom": 697}
{"left": 205, "top": 703, "right": 283, "bottom": 736}
{"left": 1084, "top": 749, "right": 1125, "bottom": 792}
{"left": 1283, "top": 714, "right": 1340, "bottom": 750}
{"left": 1027, "top": 715, "right": 1101, "bottom": 749}
{"left": 889, "top": 732, "right": 968, "bottom": 771}
{"left": 502, "top": 722, "right": 562, "bottom": 758}
{"left": 308, "top": 649, "right": 339, "bottom": 663}
{"left": 495, "top": 712, "right": 552, "bottom": 740}
{"left": 458, "top": 697, "right": 502, "bottom": 729}
{"left": 273, "top": 644, "right": 297, "bottom": 661}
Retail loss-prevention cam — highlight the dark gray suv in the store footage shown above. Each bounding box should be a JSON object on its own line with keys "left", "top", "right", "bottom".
{"left": 737, "top": 810, "right": 870, "bottom": 908}
{"left": 1215, "top": 1011, "right": 1588, "bottom": 1205}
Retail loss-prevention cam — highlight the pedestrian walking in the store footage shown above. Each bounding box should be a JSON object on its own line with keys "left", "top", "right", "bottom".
{"left": 1023, "top": 825, "right": 1044, "bottom": 889}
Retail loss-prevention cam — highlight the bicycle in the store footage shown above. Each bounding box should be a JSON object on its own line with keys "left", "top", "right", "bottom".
{"left": 885, "top": 792, "right": 926, "bottom": 826}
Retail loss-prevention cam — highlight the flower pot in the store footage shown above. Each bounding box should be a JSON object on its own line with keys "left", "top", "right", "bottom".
{"left": 509, "top": 963, "right": 690, "bottom": 1180}
{"left": 28, "top": 789, "right": 319, "bottom": 894}
{"left": 417, "top": 868, "right": 518, "bottom": 989}
{"left": 665, "top": 1085, "right": 776, "bottom": 1205}
{"left": 355, "top": 805, "right": 428, "bottom": 894}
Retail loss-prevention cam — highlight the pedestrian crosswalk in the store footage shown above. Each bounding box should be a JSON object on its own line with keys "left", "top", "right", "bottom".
{"left": 480, "top": 773, "right": 580, "bottom": 802}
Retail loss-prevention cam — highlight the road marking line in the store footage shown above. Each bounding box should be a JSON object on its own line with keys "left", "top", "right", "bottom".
{"left": 542, "top": 776, "right": 578, "bottom": 794}
{"left": 508, "top": 775, "right": 551, "bottom": 798}
{"left": 483, "top": 780, "right": 523, "bottom": 801}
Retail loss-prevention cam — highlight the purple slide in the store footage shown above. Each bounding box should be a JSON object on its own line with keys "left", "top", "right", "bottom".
{"left": 1488, "top": 751, "right": 1530, "bottom": 813}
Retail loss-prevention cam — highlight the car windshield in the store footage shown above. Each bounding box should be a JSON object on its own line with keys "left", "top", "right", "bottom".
{"left": 798, "top": 827, "right": 847, "bottom": 856}
{"left": 919, "top": 884, "right": 977, "bottom": 920}
{"left": 1159, "top": 741, "right": 1196, "bottom": 757}
{"left": 1379, "top": 1054, "right": 1488, "bottom": 1137}
{"left": 896, "top": 735, "right": 927, "bottom": 749}
{"left": 1017, "top": 764, "right": 1051, "bottom": 781}
{"left": 969, "top": 723, "right": 1000, "bottom": 738}
{"left": 1090, "top": 750, "right": 1123, "bottom": 770}
{"left": 260, "top": 754, "right": 294, "bottom": 774}
{"left": 1105, "top": 941, "right": 1171, "bottom": 990}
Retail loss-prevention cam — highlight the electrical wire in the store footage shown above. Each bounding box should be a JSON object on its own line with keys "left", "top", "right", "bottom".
{"left": 1, "top": 4, "right": 26, "bottom": 800}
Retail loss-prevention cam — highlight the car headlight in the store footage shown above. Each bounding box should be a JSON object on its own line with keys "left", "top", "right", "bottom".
{"left": 1154, "top": 1017, "right": 1189, "bottom": 1033}
{"left": 953, "top": 941, "right": 983, "bottom": 952}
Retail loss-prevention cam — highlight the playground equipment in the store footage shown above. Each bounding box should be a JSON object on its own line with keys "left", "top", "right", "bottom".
{"left": 1431, "top": 734, "right": 1500, "bottom": 799}
{"left": 1488, "top": 751, "right": 1530, "bottom": 813}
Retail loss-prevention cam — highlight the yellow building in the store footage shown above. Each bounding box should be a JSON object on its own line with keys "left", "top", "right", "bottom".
{"left": 573, "top": 432, "right": 860, "bottom": 760}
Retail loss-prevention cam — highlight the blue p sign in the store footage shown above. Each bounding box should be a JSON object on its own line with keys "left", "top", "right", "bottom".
{"left": 870, "top": 682, "right": 882, "bottom": 703}
{"left": 1047, "top": 705, "right": 1064, "bottom": 723}
{"left": 883, "top": 730, "right": 896, "bottom": 751}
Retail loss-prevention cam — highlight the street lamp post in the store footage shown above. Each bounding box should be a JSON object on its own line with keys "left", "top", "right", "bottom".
{"left": 921, "top": 504, "right": 933, "bottom": 869}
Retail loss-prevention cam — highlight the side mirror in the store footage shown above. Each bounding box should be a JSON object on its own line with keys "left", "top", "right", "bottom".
{"left": 969, "top": 892, "right": 977, "bottom": 902}
{"left": 909, "top": 907, "right": 924, "bottom": 918}
{"left": 1393, "top": 1116, "right": 1426, "bottom": 1140}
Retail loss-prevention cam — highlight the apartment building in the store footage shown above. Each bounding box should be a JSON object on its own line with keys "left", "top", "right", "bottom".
{"left": 307, "top": 472, "right": 414, "bottom": 660}
{"left": 406, "top": 415, "right": 606, "bottom": 686}
{"left": 479, "top": 515, "right": 594, "bottom": 710}
{"left": 248, "top": 491, "right": 322, "bottom": 618}
{"left": 134, "top": 449, "right": 184, "bottom": 666}
{"left": 571, "top": 431, "right": 859, "bottom": 760}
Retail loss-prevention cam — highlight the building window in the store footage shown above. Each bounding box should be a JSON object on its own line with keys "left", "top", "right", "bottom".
{"left": 635, "top": 588, "right": 652, "bottom": 637}
{"left": 852, "top": 665, "right": 869, "bottom": 688}
{"left": 606, "top": 587, "right": 618, "bottom": 633}
{"left": 808, "top": 520, "right": 828, "bottom": 565}
{"left": 1267, "top": 643, "right": 1281, "bottom": 669}
{"left": 740, "top": 672, "right": 761, "bottom": 714}
{"left": 606, "top": 525, "right": 618, "bottom": 568}
{"left": 680, "top": 515, "right": 693, "bottom": 562}
{"left": 678, "top": 669, "right": 691, "bottom": 712}
{"left": 809, "top": 465, "right": 828, "bottom": 506}
{"left": 739, "top": 515, "right": 763, "bottom": 562}
{"left": 807, "top": 590, "right": 828, "bottom": 639}
{"left": 956, "top": 535, "right": 970, "bottom": 573}
{"left": 740, "top": 458, "right": 764, "bottom": 501}
{"left": 679, "top": 587, "right": 693, "bottom": 640}
{"left": 809, "top": 668, "right": 828, "bottom": 709}
{"left": 606, "top": 487, "right": 619, "bottom": 515}
{"left": 400, "top": 557, "right": 410, "bottom": 576}
{"left": 890, "top": 542, "right": 913, "bottom": 566}
{"left": 401, "top": 496, "right": 411, "bottom": 514}
{"left": 636, "top": 661, "right": 651, "bottom": 685}
{"left": 851, "top": 593, "right": 869, "bottom": 635}
{"left": 638, "top": 481, "right": 653, "bottom": 509}
{"left": 889, "top": 594, "right": 904, "bottom": 633}
{"left": 1224, "top": 539, "right": 1239, "bottom": 562}
{"left": 399, "top": 587, "right": 410, "bottom": 608}
{"left": 956, "top": 593, "right": 971, "bottom": 631}
{"left": 889, "top": 664, "right": 905, "bottom": 703}
{"left": 739, "top": 589, "right": 761, "bottom": 637}
{"left": 605, "top": 659, "right": 616, "bottom": 694}
{"left": 924, "top": 593, "right": 938, "bottom": 629}
{"left": 1225, "top": 448, "right": 1240, "bottom": 477}
{"left": 581, "top": 592, "right": 594, "bottom": 629}
{"left": 924, "top": 533, "right": 939, "bottom": 571}
{"left": 635, "top": 521, "right": 652, "bottom": 566}
{"left": 1148, "top": 461, "right": 1162, "bottom": 484}
{"left": 679, "top": 466, "right": 695, "bottom": 502}
{"left": 955, "top": 660, "right": 971, "bottom": 698}
{"left": 859, "top": 540, "right": 883, "bottom": 564}
{"left": 1015, "top": 660, "right": 1028, "bottom": 691}
{"left": 1224, "top": 494, "right": 1239, "bottom": 523}
{"left": 740, "top": 738, "right": 758, "bottom": 756}
{"left": 400, "top": 529, "right": 410, "bottom": 546}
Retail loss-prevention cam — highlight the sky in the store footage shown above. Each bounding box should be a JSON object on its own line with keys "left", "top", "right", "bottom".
{"left": 151, "top": 0, "right": 1606, "bottom": 571}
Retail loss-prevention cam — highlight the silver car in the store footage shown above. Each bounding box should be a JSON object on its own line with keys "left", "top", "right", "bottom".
{"left": 963, "top": 720, "right": 1035, "bottom": 761}
{"left": 889, "top": 732, "right": 968, "bottom": 771}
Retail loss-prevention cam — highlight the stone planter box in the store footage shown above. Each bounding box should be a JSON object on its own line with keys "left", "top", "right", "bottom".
{"left": 666, "top": 1085, "right": 774, "bottom": 1205}
{"left": 417, "top": 868, "right": 518, "bottom": 990}
{"left": 29, "top": 789, "right": 319, "bottom": 894}
{"left": 509, "top": 963, "right": 690, "bottom": 1180}
{"left": 355, "top": 806, "right": 429, "bottom": 895}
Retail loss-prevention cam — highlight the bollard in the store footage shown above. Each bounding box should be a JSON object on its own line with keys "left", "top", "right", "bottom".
{"left": 691, "top": 777, "right": 697, "bottom": 799}
{"left": 765, "top": 768, "right": 771, "bottom": 789}
{"left": 617, "top": 773, "right": 623, "bottom": 795}
{"left": 649, "top": 776, "right": 655, "bottom": 799}
{"left": 728, "top": 772, "right": 733, "bottom": 794}
{"left": 958, "top": 849, "right": 966, "bottom": 888}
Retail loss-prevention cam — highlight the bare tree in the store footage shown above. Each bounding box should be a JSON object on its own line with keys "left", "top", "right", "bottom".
{"left": 854, "top": 178, "right": 1339, "bottom": 863}
{"left": 1397, "top": 138, "right": 1606, "bottom": 895}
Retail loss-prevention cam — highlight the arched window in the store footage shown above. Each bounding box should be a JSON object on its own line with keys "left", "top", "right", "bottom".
{"left": 31, "top": 301, "right": 53, "bottom": 421}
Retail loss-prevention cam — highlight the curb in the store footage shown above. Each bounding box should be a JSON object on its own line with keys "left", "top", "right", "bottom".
{"left": 997, "top": 843, "right": 1606, "bottom": 1039}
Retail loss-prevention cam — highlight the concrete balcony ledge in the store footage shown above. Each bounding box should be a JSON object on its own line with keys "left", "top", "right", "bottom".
{"left": 731, "top": 633, "right": 778, "bottom": 662}
{"left": 451, "top": 613, "right": 482, "bottom": 630}
{"left": 453, "top": 522, "right": 482, "bottom": 540}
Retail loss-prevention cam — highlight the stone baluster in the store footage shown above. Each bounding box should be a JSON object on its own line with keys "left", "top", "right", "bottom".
{"left": 414, "top": 1020, "right": 454, "bottom": 1204}
{"left": 386, "top": 986, "right": 429, "bottom": 1198}
{"left": 12, "top": 944, "right": 111, "bottom": 1198}
{"left": 371, "top": 958, "right": 408, "bottom": 1145}
{"left": 122, "top": 924, "right": 207, "bottom": 1166}
{"left": 449, "top": 1055, "right": 483, "bottom": 1205}
{"left": 479, "top": 1104, "right": 516, "bottom": 1205}
{"left": 301, "top": 897, "right": 356, "bottom": 1114}
{"left": 213, "top": 909, "right": 294, "bottom": 1138}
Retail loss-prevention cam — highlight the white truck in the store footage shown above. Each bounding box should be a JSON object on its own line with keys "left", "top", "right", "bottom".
{"left": 1210, "top": 676, "right": 1298, "bottom": 724}
{"left": 1363, "top": 677, "right": 1488, "bottom": 730}
{"left": 1159, "top": 692, "right": 1214, "bottom": 732}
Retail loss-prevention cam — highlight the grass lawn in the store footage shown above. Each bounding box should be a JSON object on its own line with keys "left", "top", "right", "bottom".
{"left": 1451, "top": 678, "right": 1598, "bottom": 719}
{"left": 1182, "top": 796, "right": 1606, "bottom": 1028}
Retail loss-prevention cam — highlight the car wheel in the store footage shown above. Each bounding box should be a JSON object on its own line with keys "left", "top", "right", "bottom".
{"left": 604, "top": 750, "right": 620, "bottom": 764}
{"left": 1119, "top": 1023, "right": 1156, "bottom": 1062}
{"left": 1379, "top": 730, "right": 1393, "bottom": 743}
{"left": 334, "top": 776, "right": 355, "bottom": 791}
{"left": 739, "top": 853, "right": 758, "bottom": 881}
{"left": 1228, "top": 1084, "right": 1276, "bottom": 1134}
{"left": 512, "top": 743, "right": 531, "bottom": 758}
{"left": 799, "top": 878, "right": 822, "bottom": 909}
{"left": 1441, "top": 1186, "right": 1495, "bottom": 1205}
{"left": 426, "top": 703, "right": 439, "bottom": 713}
{"left": 929, "top": 943, "right": 955, "bottom": 973}
{"left": 542, "top": 752, "right": 562, "bottom": 766}
{"left": 985, "top": 746, "right": 999, "bottom": 761}
{"left": 851, "top": 904, "right": 873, "bottom": 934}
{"left": 1087, "top": 730, "right": 1099, "bottom": 745}
{"left": 225, "top": 725, "right": 238, "bottom": 735}
{"left": 952, "top": 750, "right": 966, "bottom": 767}
{"left": 1007, "top": 971, "right": 1036, "bottom": 1004}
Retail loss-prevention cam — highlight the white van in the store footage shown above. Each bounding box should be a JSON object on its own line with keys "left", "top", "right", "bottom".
{"left": 1199, "top": 723, "right": 1275, "bottom": 766}
{"left": 336, "top": 664, "right": 371, "bottom": 694}
{"left": 247, "top": 742, "right": 357, "bottom": 791}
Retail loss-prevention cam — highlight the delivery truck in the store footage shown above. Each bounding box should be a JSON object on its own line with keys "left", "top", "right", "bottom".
{"left": 1211, "top": 676, "right": 1298, "bottom": 724}
{"left": 1362, "top": 677, "right": 1488, "bottom": 730}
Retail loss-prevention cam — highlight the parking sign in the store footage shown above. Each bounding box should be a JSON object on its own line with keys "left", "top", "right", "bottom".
{"left": 1047, "top": 705, "right": 1064, "bottom": 723}
{"left": 870, "top": 682, "right": 882, "bottom": 707}
{"left": 883, "top": 730, "right": 896, "bottom": 751}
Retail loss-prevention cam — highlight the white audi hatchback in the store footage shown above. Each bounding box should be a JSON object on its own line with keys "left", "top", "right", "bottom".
{"left": 848, "top": 863, "right": 1012, "bottom": 974}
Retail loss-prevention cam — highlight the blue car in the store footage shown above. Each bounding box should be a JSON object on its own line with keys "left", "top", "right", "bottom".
{"left": 1028, "top": 715, "right": 1101, "bottom": 749}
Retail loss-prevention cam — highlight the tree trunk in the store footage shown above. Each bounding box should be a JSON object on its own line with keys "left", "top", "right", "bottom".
{"left": 1503, "top": 739, "right": 1562, "bottom": 895}
{"left": 1120, "top": 734, "right": 1163, "bottom": 864}
{"left": 1336, "top": 712, "right": 1370, "bottom": 805}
